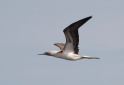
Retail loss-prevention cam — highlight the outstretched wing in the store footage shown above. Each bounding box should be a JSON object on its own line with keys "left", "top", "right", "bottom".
{"left": 63, "top": 16, "right": 92, "bottom": 54}
{"left": 54, "top": 43, "right": 65, "bottom": 51}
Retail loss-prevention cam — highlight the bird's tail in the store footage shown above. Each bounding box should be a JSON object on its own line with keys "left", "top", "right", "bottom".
{"left": 82, "top": 56, "right": 100, "bottom": 59}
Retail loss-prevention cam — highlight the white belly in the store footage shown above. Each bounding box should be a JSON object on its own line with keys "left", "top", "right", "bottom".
{"left": 54, "top": 52, "right": 81, "bottom": 60}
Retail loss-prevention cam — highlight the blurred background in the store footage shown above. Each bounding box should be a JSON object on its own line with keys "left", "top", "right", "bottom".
{"left": 0, "top": 0, "right": 124, "bottom": 85}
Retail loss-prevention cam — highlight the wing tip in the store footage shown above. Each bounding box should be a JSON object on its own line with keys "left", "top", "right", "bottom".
{"left": 87, "top": 16, "right": 93, "bottom": 19}
{"left": 54, "top": 43, "right": 58, "bottom": 46}
{"left": 54, "top": 43, "right": 64, "bottom": 45}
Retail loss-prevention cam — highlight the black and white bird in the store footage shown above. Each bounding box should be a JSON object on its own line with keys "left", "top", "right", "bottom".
{"left": 38, "top": 16, "right": 100, "bottom": 61}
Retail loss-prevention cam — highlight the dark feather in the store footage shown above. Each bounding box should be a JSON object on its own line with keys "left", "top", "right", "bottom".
{"left": 63, "top": 16, "right": 92, "bottom": 54}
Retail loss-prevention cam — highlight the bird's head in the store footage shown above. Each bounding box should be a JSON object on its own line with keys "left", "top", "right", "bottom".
{"left": 37, "top": 51, "right": 59, "bottom": 56}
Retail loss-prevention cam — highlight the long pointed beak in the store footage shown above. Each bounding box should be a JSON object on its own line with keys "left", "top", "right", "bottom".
{"left": 37, "top": 52, "right": 48, "bottom": 55}
{"left": 37, "top": 53, "right": 44, "bottom": 55}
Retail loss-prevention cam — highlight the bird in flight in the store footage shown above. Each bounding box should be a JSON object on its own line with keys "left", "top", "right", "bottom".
{"left": 38, "top": 16, "right": 100, "bottom": 61}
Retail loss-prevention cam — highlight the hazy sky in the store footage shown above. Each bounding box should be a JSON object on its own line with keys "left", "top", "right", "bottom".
{"left": 0, "top": 0, "right": 124, "bottom": 85}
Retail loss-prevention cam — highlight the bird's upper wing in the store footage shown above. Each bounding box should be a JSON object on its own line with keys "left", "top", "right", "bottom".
{"left": 63, "top": 16, "right": 92, "bottom": 54}
{"left": 54, "top": 43, "right": 65, "bottom": 51}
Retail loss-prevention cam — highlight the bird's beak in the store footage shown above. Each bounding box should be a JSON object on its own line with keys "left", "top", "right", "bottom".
{"left": 37, "top": 53, "right": 44, "bottom": 55}
{"left": 37, "top": 52, "right": 48, "bottom": 55}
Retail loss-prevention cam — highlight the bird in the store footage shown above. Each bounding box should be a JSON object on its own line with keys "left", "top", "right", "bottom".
{"left": 38, "top": 16, "right": 100, "bottom": 61}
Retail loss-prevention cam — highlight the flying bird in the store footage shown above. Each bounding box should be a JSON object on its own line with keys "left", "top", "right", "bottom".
{"left": 38, "top": 16, "right": 100, "bottom": 60}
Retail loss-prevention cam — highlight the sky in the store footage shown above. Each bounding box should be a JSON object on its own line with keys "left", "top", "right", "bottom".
{"left": 0, "top": 0, "right": 124, "bottom": 85}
